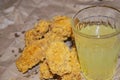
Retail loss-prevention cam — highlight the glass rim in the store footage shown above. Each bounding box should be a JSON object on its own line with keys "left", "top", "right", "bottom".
{"left": 72, "top": 5, "right": 120, "bottom": 39}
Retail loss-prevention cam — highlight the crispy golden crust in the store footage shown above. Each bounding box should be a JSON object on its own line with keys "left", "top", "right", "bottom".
{"left": 25, "top": 16, "right": 72, "bottom": 46}
{"left": 61, "top": 72, "right": 81, "bottom": 80}
{"left": 34, "top": 20, "right": 50, "bottom": 34}
{"left": 44, "top": 32, "right": 66, "bottom": 42}
{"left": 45, "top": 41, "right": 72, "bottom": 76}
{"left": 25, "top": 29, "right": 36, "bottom": 46}
{"left": 61, "top": 48, "right": 81, "bottom": 80}
{"left": 25, "top": 20, "right": 50, "bottom": 46}
{"left": 16, "top": 40, "right": 46, "bottom": 73}
{"left": 51, "top": 16, "right": 72, "bottom": 39}
{"left": 39, "top": 61, "right": 53, "bottom": 79}
{"left": 69, "top": 47, "right": 81, "bottom": 72}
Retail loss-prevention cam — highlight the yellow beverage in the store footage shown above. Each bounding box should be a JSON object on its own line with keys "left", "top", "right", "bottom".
{"left": 74, "top": 23, "right": 120, "bottom": 80}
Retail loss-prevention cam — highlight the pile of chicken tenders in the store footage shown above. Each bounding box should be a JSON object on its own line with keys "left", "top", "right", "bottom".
{"left": 16, "top": 16, "right": 81, "bottom": 80}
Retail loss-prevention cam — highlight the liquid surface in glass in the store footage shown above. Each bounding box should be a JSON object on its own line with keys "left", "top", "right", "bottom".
{"left": 75, "top": 23, "right": 120, "bottom": 80}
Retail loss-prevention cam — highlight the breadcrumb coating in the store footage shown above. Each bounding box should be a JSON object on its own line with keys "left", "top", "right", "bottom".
{"left": 25, "top": 20, "right": 50, "bottom": 46}
{"left": 16, "top": 16, "right": 81, "bottom": 80}
{"left": 39, "top": 61, "right": 53, "bottom": 79}
{"left": 45, "top": 41, "right": 72, "bottom": 76}
{"left": 62, "top": 48, "right": 81, "bottom": 80}
{"left": 16, "top": 40, "right": 46, "bottom": 73}
{"left": 51, "top": 16, "right": 72, "bottom": 39}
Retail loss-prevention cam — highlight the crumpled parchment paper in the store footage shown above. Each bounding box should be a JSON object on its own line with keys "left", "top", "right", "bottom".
{"left": 0, "top": 0, "right": 120, "bottom": 80}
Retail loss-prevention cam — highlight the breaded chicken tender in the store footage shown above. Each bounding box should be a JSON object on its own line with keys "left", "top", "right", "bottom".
{"left": 16, "top": 40, "right": 46, "bottom": 73}
{"left": 25, "top": 20, "right": 50, "bottom": 46}
{"left": 62, "top": 48, "right": 81, "bottom": 80}
{"left": 51, "top": 16, "right": 72, "bottom": 40}
{"left": 39, "top": 60, "right": 53, "bottom": 79}
{"left": 45, "top": 41, "right": 72, "bottom": 76}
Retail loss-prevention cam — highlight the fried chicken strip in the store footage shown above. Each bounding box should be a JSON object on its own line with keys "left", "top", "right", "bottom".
{"left": 51, "top": 16, "right": 72, "bottom": 40}
{"left": 16, "top": 40, "right": 47, "bottom": 73}
{"left": 25, "top": 20, "right": 50, "bottom": 46}
{"left": 45, "top": 41, "right": 72, "bottom": 76}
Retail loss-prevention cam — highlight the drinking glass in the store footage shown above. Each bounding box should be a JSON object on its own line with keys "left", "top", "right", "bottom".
{"left": 72, "top": 5, "right": 120, "bottom": 80}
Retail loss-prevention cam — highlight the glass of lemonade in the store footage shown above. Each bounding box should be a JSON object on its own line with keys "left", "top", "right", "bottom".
{"left": 72, "top": 5, "right": 120, "bottom": 80}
